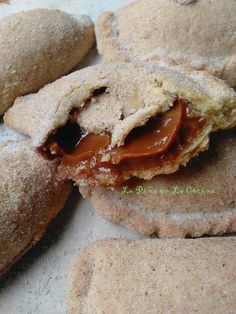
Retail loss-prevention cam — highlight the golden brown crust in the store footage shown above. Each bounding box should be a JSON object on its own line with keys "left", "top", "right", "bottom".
{"left": 80, "top": 129, "right": 236, "bottom": 237}
{"left": 68, "top": 237, "right": 236, "bottom": 314}
{"left": 0, "top": 9, "right": 95, "bottom": 115}
{"left": 0, "top": 139, "right": 72, "bottom": 276}
{"left": 95, "top": 0, "right": 236, "bottom": 87}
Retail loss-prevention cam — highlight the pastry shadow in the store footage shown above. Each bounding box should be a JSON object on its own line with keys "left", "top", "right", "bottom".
{"left": 74, "top": 44, "right": 99, "bottom": 71}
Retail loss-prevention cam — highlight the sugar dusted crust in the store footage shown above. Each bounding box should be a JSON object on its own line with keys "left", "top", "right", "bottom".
{"left": 0, "top": 139, "right": 72, "bottom": 276}
{"left": 4, "top": 63, "right": 236, "bottom": 185}
{"left": 95, "top": 0, "right": 236, "bottom": 87}
{"left": 67, "top": 237, "right": 236, "bottom": 314}
{"left": 0, "top": 9, "right": 95, "bottom": 115}
{"left": 80, "top": 129, "right": 236, "bottom": 237}
{"left": 5, "top": 63, "right": 236, "bottom": 146}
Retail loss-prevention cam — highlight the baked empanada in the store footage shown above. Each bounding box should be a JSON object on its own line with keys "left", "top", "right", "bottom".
{"left": 68, "top": 237, "right": 236, "bottom": 314}
{"left": 0, "top": 9, "right": 95, "bottom": 115}
{"left": 4, "top": 63, "right": 236, "bottom": 187}
{"left": 96, "top": 0, "right": 236, "bottom": 87}
{"left": 0, "top": 139, "right": 72, "bottom": 276}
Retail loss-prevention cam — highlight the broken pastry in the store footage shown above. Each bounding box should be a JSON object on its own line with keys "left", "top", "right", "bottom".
{"left": 0, "top": 8, "right": 95, "bottom": 115}
{"left": 4, "top": 63, "right": 236, "bottom": 187}
{"left": 95, "top": 0, "right": 236, "bottom": 87}
{"left": 80, "top": 129, "right": 236, "bottom": 237}
{"left": 0, "top": 139, "right": 72, "bottom": 276}
{"left": 67, "top": 237, "right": 236, "bottom": 314}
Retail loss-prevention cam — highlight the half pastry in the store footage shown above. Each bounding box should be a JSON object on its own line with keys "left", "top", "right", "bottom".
{"left": 95, "top": 0, "right": 236, "bottom": 87}
{"left": 67, "top": 237, "right": 236, "bottom": 314}
{"left": 4, "top": 63, "right": 236, "bottom": 187}
{"left": 0, "top": 139, "right": 72, "bottom": 276}
{"left": 80, "top": 129, "right": 236, "bottom": 237}
{"left": 0, "top": 8, "right": 95, "bottom": 115}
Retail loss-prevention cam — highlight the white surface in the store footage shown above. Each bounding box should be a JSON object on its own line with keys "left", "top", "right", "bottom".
{"left": 0, "top": 1, "right": 140, "bottom": 313}
{"left": 0, "top": 0, "right": 131, "bottom": 20}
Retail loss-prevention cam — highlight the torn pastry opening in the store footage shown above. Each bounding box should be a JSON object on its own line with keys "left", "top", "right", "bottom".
{"left": 38, "top": 99, "right": 207, "bottom": 187}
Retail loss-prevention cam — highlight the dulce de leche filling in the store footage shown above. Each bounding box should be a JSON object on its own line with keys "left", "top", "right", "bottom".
{"left": 38, "top": 100, "right": 207, "bottom": 186}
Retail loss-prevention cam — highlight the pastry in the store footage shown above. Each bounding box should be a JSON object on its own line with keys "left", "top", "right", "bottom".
{"left": 0, "top": 8, "right": 95, "bottom": 115}
{"left": 0, "top": 139, "right": 72, "bottom": 276}
{"left": 80, "top": 129, "right": 236, "bottom": 237}
{"left": 95, "top": 0, "right": 236, "bottom": 87}
{"left": 67, "top": 237, "right": 236, "bottom": 314}
{"left": 4, "top": 63, "right": 236, "bottom": 187}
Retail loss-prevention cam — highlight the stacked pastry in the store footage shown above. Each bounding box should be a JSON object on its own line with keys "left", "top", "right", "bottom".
{"left": 0, "top": 0, "right": 236, "bottom": 313}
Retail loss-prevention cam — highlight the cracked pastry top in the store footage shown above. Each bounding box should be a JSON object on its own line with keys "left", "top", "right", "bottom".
{"left": 4, "top": 63, "right": 236, "bottom": 187}
{"left": 95, "top": 0, "right": 236, "bottom": 87}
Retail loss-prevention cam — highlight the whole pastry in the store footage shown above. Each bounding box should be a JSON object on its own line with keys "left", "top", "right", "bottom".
{"left": 4, "top": 63, "right": 236, "bottom": 187}
{"left": 68, "top": 237, "right": 236, "bottom": 314}
{"left": 0, "top": 138, "right": 72, "bottom": 276}
{"left": 0, "top": 8, "right": 95, "bottom": 115}
{"left": 96, "top": 0, "right": 236, "bottom": 87}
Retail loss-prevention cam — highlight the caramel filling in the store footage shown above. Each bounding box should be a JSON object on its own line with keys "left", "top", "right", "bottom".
{"left": 38, "top": 100, "right": 207, "bottom": 186}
